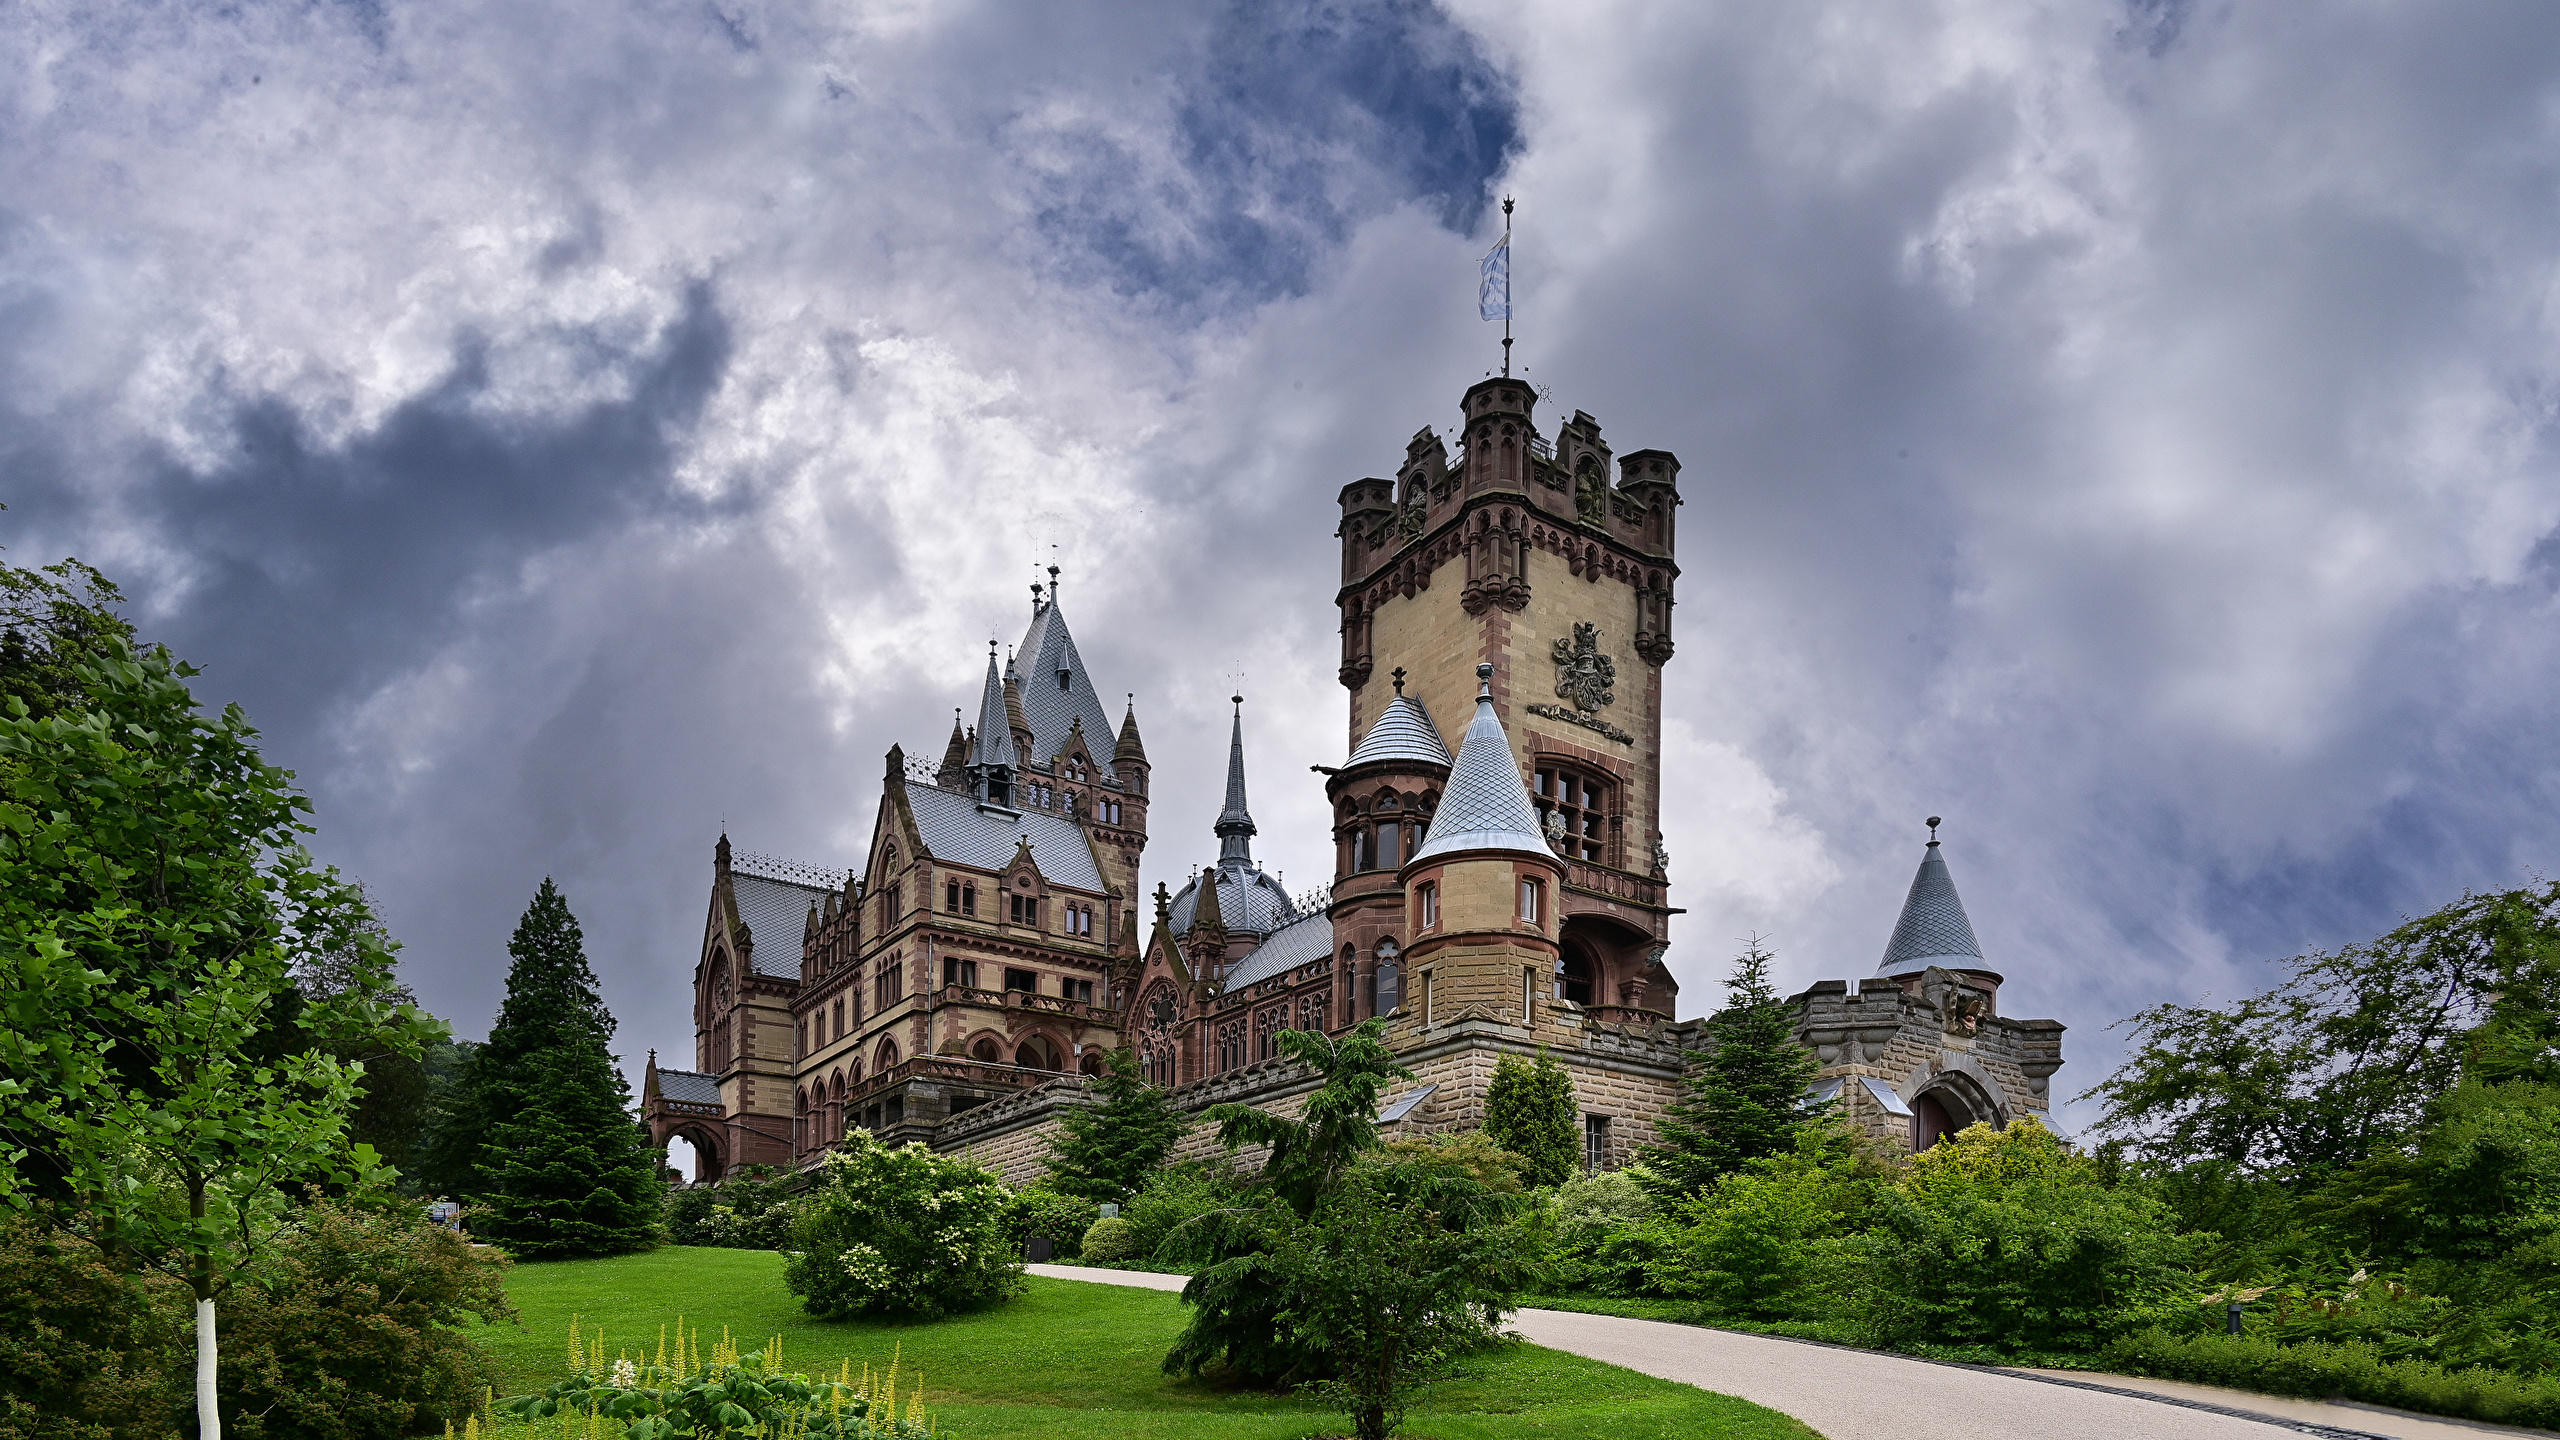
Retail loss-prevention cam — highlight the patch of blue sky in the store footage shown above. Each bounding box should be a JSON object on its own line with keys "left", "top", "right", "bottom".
{"left": 1025, "top": 0, "right": 1519, "bottom": 312}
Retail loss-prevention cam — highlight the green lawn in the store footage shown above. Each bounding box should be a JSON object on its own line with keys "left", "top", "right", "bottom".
{"left": 481, "top": 1246, "right": 1816, "bottom": 1439}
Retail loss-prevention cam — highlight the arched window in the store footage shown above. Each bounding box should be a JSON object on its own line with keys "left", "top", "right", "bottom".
{"left": 1557, "top": 949, "right": 1597, "bottom": 1005}
{"left": 1017, "top": 1034, "right": 1062, "bottom": 1071}
{"left": 970, "top": 1035, "right": 1000, "bottom": 1063}
{"left": 1079, "top": 1050, "right": 1106, "bottom": 1076}
{"left": 1532, "top": 763, "right": 1613, "bottom": 864}
{"left": 875, "top": 1037, "right": 901, "bottom": 1073}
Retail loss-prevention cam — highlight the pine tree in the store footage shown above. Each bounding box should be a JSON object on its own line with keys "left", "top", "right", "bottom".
{"left": 471, "top": 1033, "right": 664, "bottom": 1258}
{"left": 1046, "top": 1048, "right": 1191, "bottom": 1202}
{"left": 418, "top": 879, "right": 617, "bottom": 1196}
{"left": 1640, "top": 941, "right": 1825, "bottom": 1197}
{"left": 1483, "top": 1049, "right": 1579, "bottom": 1188}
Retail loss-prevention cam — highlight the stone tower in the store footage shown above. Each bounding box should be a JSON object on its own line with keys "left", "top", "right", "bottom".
{"left": 1334, "top": 376, "right": 1681, "bottom": 1025}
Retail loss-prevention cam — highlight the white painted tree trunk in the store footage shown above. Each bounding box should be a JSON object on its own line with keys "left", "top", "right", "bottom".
{"left": 195, "top": 1296, "right": 220, "bottom": 1440}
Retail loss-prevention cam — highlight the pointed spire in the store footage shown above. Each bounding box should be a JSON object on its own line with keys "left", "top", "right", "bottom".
{"left": 1194, "top": 858, "right": 1227, "bottom": 933}
{"left": 1214, "top": 694, "right": 1256, "bottom": 868}
{"left": 1003, "top": 651, "right": 1033, "bottom": 757}
{"left": 1412, "top": 663, "right": 1551, "bottom": 862}
{"left": 1116, "top": 695, "right": 1148, "bottom": 765}
{"left": 715, "top": 833, "right": 732, "bottom": 872}
{"left": 939, "top": 709, "right": 970, "bottom": 784}
{"left": 1876, "top": 817, "right": 1985, "bottom": 977}
{"left": 969, "top": 643, "right": 1018, "bottom": 772}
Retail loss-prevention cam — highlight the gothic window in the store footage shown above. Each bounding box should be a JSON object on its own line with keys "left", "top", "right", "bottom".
{"left": 875, "top": 1037, "right": 901, "bottom": 1072}
{"left": 796, "top": 1019, "right": 807, "bottom": 1058}
{"left": 1140, "top": 983, "right": 1179, "bottom": 1086}
{"left": 941, "top": 956, "right": 978, "bottom": 990}
{"left": 1557, "top": 950, "right": 1597, "bottom": 1004}
{"left": 1214, "top": 1016, "right": 1247, "bottom": 1074}
{"left": 1253, "top": 1006, "right": 1284, "bottom": 1062}
{"left": 970, "top": 1036, "right": 1000, "bottom": 1063}
{"left": 830, "top": 998, "right": 844, "bottom": 1041}
{"left": 1298, "top": 993, "right": 1329, "bottom": 1033}
{"left": 1532, "top": 764, "right": 1612, "bottom": 864}
{"left": 1017, "top": 1034, "right": 1062, "bottom": 1071}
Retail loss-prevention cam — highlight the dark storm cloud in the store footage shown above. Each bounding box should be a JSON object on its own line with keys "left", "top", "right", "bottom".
{"left": 6, "top": 0, "right": 2560, "bottom": 1137}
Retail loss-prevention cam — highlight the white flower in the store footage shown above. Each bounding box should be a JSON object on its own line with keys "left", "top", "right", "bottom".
{"left": 609, "top": 1359, "right": 638, "bottom": 1389}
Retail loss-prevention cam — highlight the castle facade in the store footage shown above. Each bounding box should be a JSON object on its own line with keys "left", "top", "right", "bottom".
{"left": 641, "top": 375, "right": 2066, "bottom": 1183}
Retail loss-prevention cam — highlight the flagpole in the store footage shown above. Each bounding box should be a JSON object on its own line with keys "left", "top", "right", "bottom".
{"left": 1500, "top": 195, "right": 1515, "bottom": 377}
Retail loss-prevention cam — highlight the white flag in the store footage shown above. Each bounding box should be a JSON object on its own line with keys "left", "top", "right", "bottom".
{"left": 1479, "top": 239, "right": 1510, "bottom": 321}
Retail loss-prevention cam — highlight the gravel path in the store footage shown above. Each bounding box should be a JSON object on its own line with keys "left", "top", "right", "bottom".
{"left": 1026, "top": 1264, "right": 2414, "bottom": 1439}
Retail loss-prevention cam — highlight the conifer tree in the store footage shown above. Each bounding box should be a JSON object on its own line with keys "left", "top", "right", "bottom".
{"left": 1046, "top": 1048, "right": 1190, "bottom": 1202}
{"left": 1483, "top": 1049, "right": 1579, "bottom": 1188}
{"left": 470, "top": 1033, "right": 663, "bottom": 1258}
{"left": 442, "top": 880, "right": 660, "bottom": 1255}
{"left": 1640, "top": 941, "right": 1825, "bottom": 1197}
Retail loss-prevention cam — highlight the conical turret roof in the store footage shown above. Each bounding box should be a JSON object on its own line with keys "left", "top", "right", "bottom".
{"left": 968, "top": 645, "right": 1017, "bottom": 771}
{"left": 1115, "top": 699, "right": 1148, "bottom": 764}
{"left": 1347, "top": 689, "right": 1454, "bottom": 770}
{"left": 1412, "top": 665, "right": 1551, "bottom": 863}
{"left": 1876, "top": 825, "right": 1986, "bottom": 977}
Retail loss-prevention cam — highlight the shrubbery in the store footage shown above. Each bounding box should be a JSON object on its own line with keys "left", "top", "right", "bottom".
{"left": 214, "top": 1202, "right": 515, "bottom": 1440}
{"left": 784, "top": 1133, "right": 1022, "bottom": 1321}
{"left": 665, "top": 1169, "right": 794, "bottom": 1251}
{"left": 0, "top": 1222, "right": 180, "bottom": 1440}
{"left": 2103, "top": 1329, "right": 2560, "bottom": 1431}
{"left": 1079, "top": 1217, "right": 1139, "bottom": 1264}
{"left": 1119, "top": 1167, "right": 1238, "bottom": 1263}
{"left": 1000, "top": 1186, "right": 1100, "bottom": 1261}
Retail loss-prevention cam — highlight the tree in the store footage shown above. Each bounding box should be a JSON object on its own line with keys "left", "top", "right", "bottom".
{"left": 1483, "top": 1049, "right": 1578, "bottom": 1188}
{"left": 0, "top": 555, "right": 134, "bottom": 725}
{"left": 1269, "top": 1165, "right": 1529, "bottom": 1440}
{"left": 462, "top": 882, "right": 660, "bottom": 1258}
{"left": 1641, "top": 941, "right": 1825, "bottom": 1197}
{"left": 784, "top": 1131, "right": 1022, "bottom": 1320}
{"left": 1044, "top": 1047, "right": 1190, "bottom": 1202}
{"left": 2083, "top": 884, "right": 2560, "bottom": 1174}
{"left": 0, "top": 638, "right": 439, "bottom": 1440}
{"left": 469, "top": 1037, "right": 663, "bottom": 1259}
{"left": 1164, "top": 1021, "right": 1416, "bottom": 1382}
{"left": 290, "top": 886, "right": 435, "bottom": 1186}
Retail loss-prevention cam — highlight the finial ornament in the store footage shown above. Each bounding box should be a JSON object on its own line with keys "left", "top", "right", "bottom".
{"left": 1392, "top": 666, "right": 1407, "bottom": 693}
{"left": 1476, "top": 660, "right": 1493, "bottom": 699}
{"left": 1927, "top": 815, "right": 1942, "bottom": 845}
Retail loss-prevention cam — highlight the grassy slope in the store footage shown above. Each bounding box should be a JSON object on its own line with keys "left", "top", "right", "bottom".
{"left": 483, "top": 1247, "right": 1817, "bottom": 1440}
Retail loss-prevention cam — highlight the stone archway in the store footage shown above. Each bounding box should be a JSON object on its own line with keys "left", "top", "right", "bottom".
{"left": 1909, "top": 1069, "right": 2004, "bottom": 1153}
{"left": 670, "top": 1122, "right": 726, "bottom": 1184}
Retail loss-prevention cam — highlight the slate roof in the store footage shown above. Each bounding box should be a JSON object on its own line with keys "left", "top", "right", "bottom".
{"left": 657, "top": 1069, "right": 722, "bottom": 1105}
{"left": 1875, "top": 841, "right": 1985, "bottom": 976}
{"left": 1168, "top": 865, "right": 1298, "bottom": 937}
{"left": 727, "top": 866, "right": 839, "bottom": 976}
{"left": 1221, "top": 908, "right": 1334, "bottom": 989}
{"left": 1016, "top": 596, "right": 1119, "bottom": 779}
{"left": 1346, "top": 692, "right": 1454, "bottom": 770}
{"left": 1411, "top": 670, "right": 1551, "bottom": 862}
{"left": 902, "top": 780, "right": 1107, "bottom": 891}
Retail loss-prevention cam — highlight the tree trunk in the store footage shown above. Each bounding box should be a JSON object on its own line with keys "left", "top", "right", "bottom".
{"left": 195, "top": 1295, "right": 220, "bottom": 1440}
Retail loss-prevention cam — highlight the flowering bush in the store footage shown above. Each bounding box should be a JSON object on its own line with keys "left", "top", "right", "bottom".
{"left": 999, "top": 1186, "right": 1099, "bottom": 1260}
{"left": 501, "top": 1317, "right": 942, "bottom": 1438}
{"left": 783, "top": 1134, "right": 1022, "bottom": 1321}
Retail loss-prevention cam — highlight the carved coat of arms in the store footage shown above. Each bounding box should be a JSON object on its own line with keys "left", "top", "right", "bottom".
{"left": 1551, "top": 622, "right": 1617, "bottom": 712}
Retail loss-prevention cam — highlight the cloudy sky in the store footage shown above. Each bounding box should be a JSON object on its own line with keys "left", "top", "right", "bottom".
{"left": 8, "top": 0, "right": 2560, "bottom": 1134}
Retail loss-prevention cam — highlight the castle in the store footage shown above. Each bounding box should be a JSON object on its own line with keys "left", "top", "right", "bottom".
{"left": 641, "top": 374, "right": 2066, "bottom": 1184}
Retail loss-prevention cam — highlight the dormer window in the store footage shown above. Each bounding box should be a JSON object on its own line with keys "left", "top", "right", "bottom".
{"left": 1057, "top": 667, "right": 1072, "bottom": 691}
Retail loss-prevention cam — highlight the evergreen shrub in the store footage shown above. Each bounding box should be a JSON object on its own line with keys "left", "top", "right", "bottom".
{"left": 1079, "top": 1217, "right": 1139, "bottom": 1264}
{"left": 1538, "top": 1168, "right": 1656, "bottom": 1296}
{"left": 1001, "top": 1187, "right": 1100, "bottom": 1260}
{"left": 1483, "top": 1051, "right": 1578, "bottom": 1188}
{"left": 785, "top": 1133, "right": 1022, "bottom": 1321}
{"left": 1120, "top": 1168, "right": 1238, "bottom": 1261}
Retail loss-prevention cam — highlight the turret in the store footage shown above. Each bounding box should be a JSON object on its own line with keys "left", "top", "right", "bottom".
{"left": 937, "top": 710, "right": 969, "bottom": 788}
{"left": 965, "top": 644, "right": 1018, "bottom": 809}
{"left": 1396, "top": 663, "right": 1565, "bottom": 1028}
{"left": 1875, "top": 818, "right": 2001, "bottom": 992}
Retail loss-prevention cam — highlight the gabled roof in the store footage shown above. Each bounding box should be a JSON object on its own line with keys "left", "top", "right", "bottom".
{"left": 1346, "top": 692, "right": 1453, "bottom": 770}
{"left": 1876, "top": 838, "right": 1985, "bottom": 977}
{"left": 726, "top": 857, "right": 843, "bottom": 976}
{"left": 1412, "top": 666, "right": 1551, "bottom": 863}
{"left": 1222, "top": 908, "right": 1334, "bottom": 990}
{"left": 901, "top": 780, "right": 1106, "bottom": 891}
{"left": 1017, "top": 594, "right": 1119, "bottom": 779}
